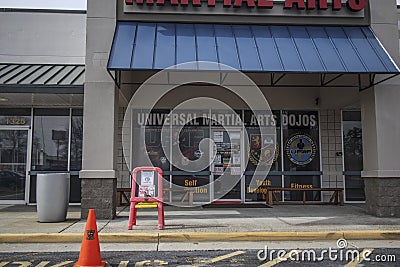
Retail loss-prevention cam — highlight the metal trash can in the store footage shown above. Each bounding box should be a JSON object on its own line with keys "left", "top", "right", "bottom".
{"left": 37, "top": 173, "right": 70, "bottom": 222}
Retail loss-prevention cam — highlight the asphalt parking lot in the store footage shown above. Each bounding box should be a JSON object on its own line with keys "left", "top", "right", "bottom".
{"left": 0, "top": 248, "right": 398, "bottom": 267}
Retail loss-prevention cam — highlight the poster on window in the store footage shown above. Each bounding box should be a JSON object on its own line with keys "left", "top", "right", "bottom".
{"left": 245, "top": 110, "right": 281, "bottom": 172}
{"left": 213, "top": 131, "right": 223, "bottom": 143}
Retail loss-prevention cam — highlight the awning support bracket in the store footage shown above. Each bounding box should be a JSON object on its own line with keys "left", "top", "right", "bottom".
{"left": 359, "top": 73, "right": 400, "bottom": 91}
{"left": 271, "top": 73, "right": 286, "bottom": 86}
{"left": 105, "top": 69, "right": 400, "bottom": 92}
{"left": 370, "top": 74, "right": 375, "bottom": 85}
{"left": 321, "top": 74, "right": 344, "bottom": 87}
{"left": 107, "top": 69, "right": 121, "bottom": 89}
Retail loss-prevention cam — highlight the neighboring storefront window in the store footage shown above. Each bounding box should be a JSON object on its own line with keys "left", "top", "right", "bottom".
{"left": 32, "top": 109, "right": 70, "bottom": 171}
{"left": 29, "top": 108, "right": 83, "bottom": 203}
{"left": 0, "top": 109, "right": 31, "bottom": 201}
{"left": 342, "top": 111, "right": 365, "bottom": 201}
{"left": 70, "top": 109, "right": 83, "bottom": 203}
{"left": 0, "top": 108, "right": 83, "bottom": 203}
{"left": 70, "top": 109, "right": 83, "bottom": 171}
{"left": 282, "top": 110, "right": 320, "bottom": 201}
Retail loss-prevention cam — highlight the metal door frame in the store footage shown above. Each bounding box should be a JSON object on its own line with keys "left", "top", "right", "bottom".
{"left": 0, "top": 126, "right": 31, "bottom": 204}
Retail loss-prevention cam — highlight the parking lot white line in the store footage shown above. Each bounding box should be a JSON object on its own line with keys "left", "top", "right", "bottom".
{"left": 134, "top": 261, "right": 151, "bottom": 267}
{"left": 134, "top": 260, "right": 168, "bottom": 267}
{"left": 209, "top": 251, "right": 245, "bottom": 263}
{"left": 12, "top": 262, "right": 31, "bottom": 267}
{"left": 35, "top": 261, "right": 50, "bottom": 267}
{"left": 49, "top": 261, "right": 74, "bottom": 267}
{"left": 191, "top": 251, "right": 245, "bottom": 266}
{"left": 258, "top": 250, "right": 302, "bottom": 267}
{"left": 118, "top": 261, "right": 129, "bottom": 267}
{"left": 344, "top": 248, "right": 374, "bottom": 267}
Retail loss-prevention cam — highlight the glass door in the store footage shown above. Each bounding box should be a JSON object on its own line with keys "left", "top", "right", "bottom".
{"left": 0, "top": 129, "right": 29, "bottom": 202}
{"left": 211, "top": 128, "right": 243, "bottom": 202}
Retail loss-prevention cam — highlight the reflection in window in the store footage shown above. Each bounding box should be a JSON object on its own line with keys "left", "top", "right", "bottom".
{"left": 343, "top": 111, "right": 363, "bottom": 171}
{"left": 32, "top": 109, "right": 69, "bottom": 171}
{"left": 343, "top": 111, "right": 365, "bottom": 201}
{"left": 145, "top": 127, "right": 170, "bottom": 171}
{"left": 172, "top": 126, "right": 209, "bottom": 172}
{"left": 70, "top": 110, "right": 83, "bottom": 171}
{"left": 0, "top": 130, "right": 28, "bottom": 200}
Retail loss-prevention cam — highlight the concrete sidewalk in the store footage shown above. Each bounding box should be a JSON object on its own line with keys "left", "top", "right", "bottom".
{"left": 0, "top": 204, "right": 399, "bottom": 242}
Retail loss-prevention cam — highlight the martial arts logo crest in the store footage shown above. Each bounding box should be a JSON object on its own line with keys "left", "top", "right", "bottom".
{"left": 285, "top": 134, "right": 316, "bottom": 166}
{"left": 249, "top": 134, "right": 279, "bottom": 166}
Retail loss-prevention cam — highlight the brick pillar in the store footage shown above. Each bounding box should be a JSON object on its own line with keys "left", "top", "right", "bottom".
{"left": 81, "top": 179, "right": 117, "bottom": 219}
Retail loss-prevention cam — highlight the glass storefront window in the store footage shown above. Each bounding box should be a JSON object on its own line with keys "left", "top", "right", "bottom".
{"left": 0, "top": 109, "right": 31, "bottom": 202}
{"left": 69, "top": 175, "right": 81, "bottom": 203}
{"left": 245, "top": 110, "right": 281, "bottom": 172}
{"left": 342, "top": 111, "right": 365, "bottom": 201}
{"left": 171, "top": 175, "right": 210, "bottom": 203}
{"left": 245, "top": 175, "right": 282, "bottom": 202}
{"left": 146, "top": 126, "right": 170, "bottom": 171}
{"left": 282, "top": 110, "right": 320, "bottom": 172}
{"left": 132, "top": 109, "right": 171, "bottom": 171}
{"left": 70, "top": 109, "right": 83, "bottom": 171}
{"left": 172, "top": 125, "right": 209, "bottom": 172}
{"left": 131, "top": 109, "right": 324, "bottom": 203}
{"left": 0, "top": 130, "right": 28, "bottom": 200}
{"left": 343, "top": 111, "right": 363, "bottom": 171}
{"left": 344, "top": 175, "right": 364, "bottom": 201}
{"left": 32, "top": 109, "right": 70, "bottom": 171}
{"left": 281, "top": 110, "right": 321, "bottom": 201}
{"left": 284, "top": 175, "right": 321, "bottom": 201}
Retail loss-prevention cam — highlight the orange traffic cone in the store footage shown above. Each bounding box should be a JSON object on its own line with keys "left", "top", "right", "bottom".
{"left": 74, "top": 209, "right": 106, "bottom": 267}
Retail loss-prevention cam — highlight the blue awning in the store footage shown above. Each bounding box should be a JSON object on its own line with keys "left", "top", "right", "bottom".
{"left": 108, "top": 22, "right": 399, "bottom": 74}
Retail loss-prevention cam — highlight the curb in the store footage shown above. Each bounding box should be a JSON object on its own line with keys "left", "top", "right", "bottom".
{"left": 0, "top": 231, "right": 399, "bottom": 243}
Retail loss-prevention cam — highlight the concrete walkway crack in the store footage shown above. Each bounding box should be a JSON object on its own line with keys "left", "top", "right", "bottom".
{"left": 99, "top": 206, "right": 129, "bottom": 233}
{"left": 98, "top": 220, "right": 111, "bottom": 233}
{"left": 58, "top": 220, "right": 80, "bottom": 233}
{"left": 276, "top": 216, "right": 296, "bottom": 226}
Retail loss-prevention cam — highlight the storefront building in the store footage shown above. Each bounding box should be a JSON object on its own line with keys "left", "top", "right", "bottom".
{"left": 1, "top": 1, "right": 400, "bottom": 219}
{"left": 80, "top": 0, "right": 400, "bottom": 219}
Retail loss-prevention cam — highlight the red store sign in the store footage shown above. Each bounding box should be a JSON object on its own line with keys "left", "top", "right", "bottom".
{"left": 125, "top": 0, "right": 366, "bottom": 12}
